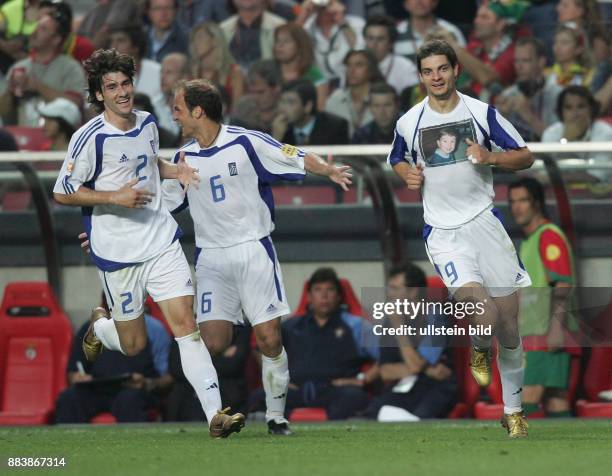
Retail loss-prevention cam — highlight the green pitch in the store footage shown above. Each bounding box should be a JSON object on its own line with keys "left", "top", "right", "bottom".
{"left": 1, "top": 420, "right": 610, "bottom": 476}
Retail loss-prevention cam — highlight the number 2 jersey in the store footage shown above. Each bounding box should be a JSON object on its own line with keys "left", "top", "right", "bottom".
{"left": 53, "top": 111, "right": 180, "bottom": 271}
{"left": 387, "top": 92, "right": 526, "bottom": 229}
{"left": 163, "top": 125, "right": 306, "bottom": 249}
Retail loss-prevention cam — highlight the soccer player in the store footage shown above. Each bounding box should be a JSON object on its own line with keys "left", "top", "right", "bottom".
{"left": 164, "top": 78, "right": 352, "bottom": 435}
{"left": 53, "top": 49, "right": 244, "bottom": 438}
{"left": 388, "top": 40, "right": 534, "bottom": 438}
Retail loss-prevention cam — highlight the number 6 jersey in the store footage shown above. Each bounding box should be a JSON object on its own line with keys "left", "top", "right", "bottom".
{"left": 163, "top": 125, "right": 306, "bottom": 249}
{"left": 53, "top": 111, "right": 180, "bottom": 271}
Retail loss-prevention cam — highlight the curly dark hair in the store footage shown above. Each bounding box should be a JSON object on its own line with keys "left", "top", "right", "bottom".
{"left": 83, "top": 49, "right": 135, "bottom": 113}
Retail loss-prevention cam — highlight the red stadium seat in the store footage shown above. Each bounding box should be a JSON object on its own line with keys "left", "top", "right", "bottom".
{"left": 289, "top": 407, "right": 328, "bottom": 422}
{"left": 575, "top": 347, "right": 612, "bottom": 417}
{"left": 4, "top": 126, "right": 51, "bottom": 151}
{"left": 90, "top": 412, "right": 117, "bottom": 424}
{"left": 1, "top": 191, "right": 31, "bottom": 211}
{"left": 272, "top": 185, "right": 336, "bottom": 205}
{"left": 0, "top": 282, "right": 72, "bottom": 425}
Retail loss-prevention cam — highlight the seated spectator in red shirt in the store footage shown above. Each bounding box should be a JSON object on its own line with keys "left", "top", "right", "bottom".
{"left": 40, "top": 1, "right": 95, "bottom": 63}
{"left": 436, "top": 0, "right": 529, "bottom": 101}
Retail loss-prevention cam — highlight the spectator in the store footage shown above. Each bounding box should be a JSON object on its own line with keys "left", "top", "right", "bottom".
{"left": 189, "top": 21, "right": 245, "bottom": 110}
{"left": 230, "top": 59, "right": 281, "bottom": 132}
{"left": 352, "top": 82, "right": 399, "bottom": 144}
{"left": 38, "top": 97, "right": 80, "bottom": 151}
{"left": 134, "top": 92, "right": 179, "bottom": 149}
{"left": 151, "top": 52, "right": 189, "bottom": 140}
{"left": 220, "top": 0, "right": 286, "bottom": 72}
{"left": 176, "top": 0, "right": 230, "bottom": 29}
{"left": 0, "top": 0, "right": 40, "bottom": 71}
{"left": 365, "top": 263, "right": 457, "bottom": 421}
{"left": 40, "top": 1, "right": 95, "bottom": 63}
{"left": 273, "top": 22, "right": 329, "bottom": 112}
{"left": 145, "top": 0, "right": 189, "bottom": 63}
{"left": 0, "top": 13, "right": 85, "bottom": 127}
{"left": 279, "top": 267, "right": 379, "bottom": 420}
{"left": 55, "top": 306, "right": 173, "bottom": 423}
{"left": 108, "top": 25, "right": 162, "bottom": 106}
{"left": 77, "top": 0, "right": 141, "bottom": 49}
{"left": 542, "top": 85, "right": 612, "bottom": 141}
{"left": 297, "top": 0, "right": 365, "bottom": 85}
{"left": 556, "top": 0, "right": 608, "bottom": 65}
{"left": 271, "top": 79, "right": 349, "bottom": 145}
{"left": 546, "top": 24, "right": 593, "bottom": 88}
{"left": 166, "top": 325, "right": 252, "bottom": 420}
{"left": 508, "top": 177, "right": 578, "bottom": 418}
{"left": 440, "top": 1, "right": 529, "bottom": 101}
{"left": 495, "top": 37, "right": 562, "bottom": 142}
{"left": 541, "top": 85, "right": 612, "bottom": 179}
{"left": 364, "top": 15, "right": 418, "bottom": 95}
{"left": 325, "top": 49, "right": 383, "bottom": 137}
{"left": 395, "top": 0, "right": 466, "bottom": 65}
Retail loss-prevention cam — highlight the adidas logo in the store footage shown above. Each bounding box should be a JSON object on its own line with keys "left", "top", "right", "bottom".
{"left": 205, "top": 382, "right": 219, "bottom": 391}
{"left": 119, "top": 154, "right": 129, "bottom": 163}
{"left": 273, "top": 393, "right": 286, "bottom": 399}
{"left": 266, "top": 304, "right": 277, "bottom": 313}
{"left": 186, "top": 278, "right": 192, "bottom": 287}
{"left": 515, "top": 273, "right": 523, "bottom": 283}
{"left": 512, "top": 387, "right": 523, "bottom": 395}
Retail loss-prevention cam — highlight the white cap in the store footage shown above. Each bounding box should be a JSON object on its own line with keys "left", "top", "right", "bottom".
{"left": 38, "top": 98, "right": 81, "bottom": 129}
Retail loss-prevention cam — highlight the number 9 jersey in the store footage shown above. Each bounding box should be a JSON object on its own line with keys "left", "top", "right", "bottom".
{"left": 53, "top": 111, "right": 181, "bottom": 271}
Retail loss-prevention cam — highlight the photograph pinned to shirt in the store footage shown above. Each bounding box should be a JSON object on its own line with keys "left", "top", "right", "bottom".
{"left": 418, "top": 119, "right": 477, "bottom": 167}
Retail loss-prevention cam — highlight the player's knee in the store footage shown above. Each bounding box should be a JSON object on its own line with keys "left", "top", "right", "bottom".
{"left": 121, "top": 335, "right": 148, "bottom": 356}
{"left": 202, "top": 335, "right": 228, "bottom": 357}
{"left": 257, "top": 332, "right": 282, "bottom": 357}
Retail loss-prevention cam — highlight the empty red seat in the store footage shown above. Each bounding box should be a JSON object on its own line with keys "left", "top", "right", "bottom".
{"left": 0, "top": 282, "right": 72, "bottom": 425}
{"left": 576, "top": 346, "right": 612, "bottom": 417}
{"left": 1, "top": 191, "right": 32, "bottom": 211}
{"left": 272, "top": 185, "right": 336, "bottom": 205}
{"left": 4, "top": 127, "right": 51, "bottom": 151}
{"left": 289, "top": 407, "right": 328, "bottom": 422}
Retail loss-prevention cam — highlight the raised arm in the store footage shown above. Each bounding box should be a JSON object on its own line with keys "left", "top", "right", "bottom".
{"left": 304, "top": 152, "right": 352, "bottom": 191}
{"left": 53, "top": 178, "right": 155, "bottom": 208}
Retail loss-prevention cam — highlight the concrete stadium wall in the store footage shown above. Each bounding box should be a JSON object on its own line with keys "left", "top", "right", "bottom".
{"left": 1, "top": 258, "right": 611, "bottom": 328}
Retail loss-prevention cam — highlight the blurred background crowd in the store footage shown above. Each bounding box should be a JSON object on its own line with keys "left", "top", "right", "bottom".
{"left": 0, "top": 0, "right": 611, "bottom": 153}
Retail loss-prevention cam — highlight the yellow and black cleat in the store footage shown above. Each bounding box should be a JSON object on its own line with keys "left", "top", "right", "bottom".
{"left": 209, "top": 407, "right": 246, "bottom": 439}
{"left": 469, "top": 346, "right": 492, "bottom": 387}
{"left": 501, "top": 411, "right": 529, "bottom": 438}
{"left": 82, "top": 307, "right": 108, "bottom": 362}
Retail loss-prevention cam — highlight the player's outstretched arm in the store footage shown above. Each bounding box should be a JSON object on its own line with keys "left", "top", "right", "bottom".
{"left": 392, "top": 161, "right": 424, "bottom": 190}
{"left": 304, "top": 152, "right": 352, "bottom": 191}
{"left": 465, "top": 138, "right": 534, "bottom": 171}
{"left": 158, "top": 151, "right": 200, "bottom": 190}
{"left": 53, "top": 178, "right": 155, "bottom": 208}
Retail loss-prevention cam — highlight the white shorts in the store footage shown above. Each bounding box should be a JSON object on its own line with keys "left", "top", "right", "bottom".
{"left": 195, "top": 237, "right": 291, "bottom": 326}
{"left": 99, "top": 239, "right": 194, "bottom": 321}
{"left": 424, "top": 207, "right": 531, "bottom": 297}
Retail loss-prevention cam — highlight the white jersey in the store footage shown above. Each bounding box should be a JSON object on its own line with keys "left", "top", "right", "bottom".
{"left": 54, "top": 110, "right": 180, "bottom": 271}
{"left": 387, "top": 92, "right": 526, "bottom": 229}
{"left": 163, "top": 125, "right": 306, "bottom": 249}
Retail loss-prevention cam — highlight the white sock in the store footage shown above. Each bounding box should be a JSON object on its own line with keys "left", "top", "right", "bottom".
{"left": 176, "top": 331, "right": 222, "bottom": 425}
{"left": 262, "top": 347, "right": 289, "bottom": 423}
{"left": 93, "top": 318, "right": 125, "bottom": 354}
{"left": 498, "top": 342, "right": 524, "bottom": 414}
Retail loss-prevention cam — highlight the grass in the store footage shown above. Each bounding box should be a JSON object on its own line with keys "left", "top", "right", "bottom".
{"left": 0, "top": 420, "right": 610, "bottom": 476}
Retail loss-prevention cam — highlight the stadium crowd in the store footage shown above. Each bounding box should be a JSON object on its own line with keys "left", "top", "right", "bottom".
{"left": 0, "top": 0, "right": 610, "bottom": 425}
{"left": 0, "top": 0, "right": 611, "bottom": 150}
